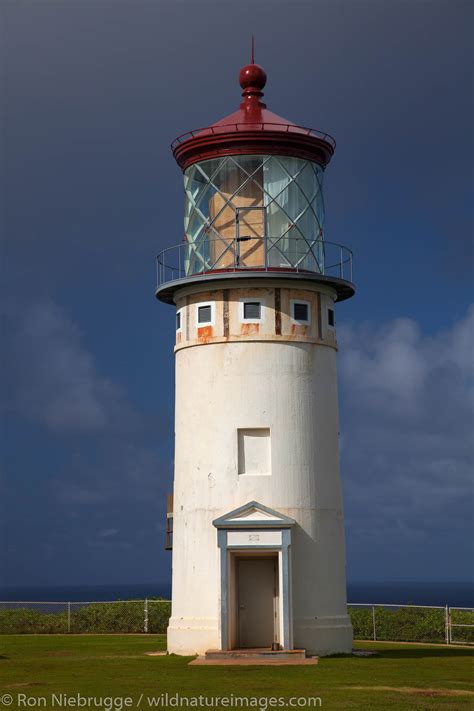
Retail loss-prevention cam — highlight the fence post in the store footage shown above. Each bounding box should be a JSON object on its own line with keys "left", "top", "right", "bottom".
{"left": 67, "top": 602, "right": 71, "bottom": 634}
{"left": 445, "top": 605, "right": 449, "bottom": 645}
{"left": 144, "top": 598, "right": 148, "bottom": 634}
{"left": 372, "top": 606, "right": 377, "bottom": 641}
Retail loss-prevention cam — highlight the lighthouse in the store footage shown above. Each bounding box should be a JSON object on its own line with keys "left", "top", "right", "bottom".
{"left": 156, "top": 59, "right": 355, "bottom": 657}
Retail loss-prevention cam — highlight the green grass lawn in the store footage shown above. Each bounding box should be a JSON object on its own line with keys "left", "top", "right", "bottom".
{"left": 0, "top": 635, "right": 472, "bottom": 710}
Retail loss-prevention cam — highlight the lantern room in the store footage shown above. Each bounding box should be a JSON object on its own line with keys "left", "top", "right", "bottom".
{"left": 182, "top": 153, "right": 325, "bottom": 274}
{"left": 157, "top": 61, "right": 354, "bottom": 304}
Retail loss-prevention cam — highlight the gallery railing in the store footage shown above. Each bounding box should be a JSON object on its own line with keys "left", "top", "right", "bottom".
{"left": 171, "top": 122, "right": 337, "bottom": 151}
{"left": 156, "top": 237, "right": 353, "bottom": 288}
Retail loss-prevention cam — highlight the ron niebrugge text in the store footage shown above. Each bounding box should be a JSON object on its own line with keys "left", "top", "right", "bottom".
{"left": 4, "top": 692, "right": 323, "bottom": 710}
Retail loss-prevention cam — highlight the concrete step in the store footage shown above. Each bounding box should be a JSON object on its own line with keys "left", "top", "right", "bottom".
{"left": 190, "top": 656, "right": 318, "bottom": 666}
{"left": 205, "top": 648, "right": 307, "bottom": 661}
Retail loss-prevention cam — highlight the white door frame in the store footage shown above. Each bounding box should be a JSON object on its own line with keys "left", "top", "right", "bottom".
{"left": 213, "top": 502, "right": 294, "bottom": 651}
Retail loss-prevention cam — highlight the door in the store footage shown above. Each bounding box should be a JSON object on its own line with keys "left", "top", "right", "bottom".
{"left": 235, "top": 207, "right": 266, "bottom": 267}
{"left": 237, "top": 557, "right": 277, "bottom": 648}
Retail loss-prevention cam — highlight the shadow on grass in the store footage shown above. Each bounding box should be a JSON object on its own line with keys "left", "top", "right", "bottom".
{"left": 330, "top": 647, "right": 474, "bottom": 661}
{"left": 375, "top": 648, "right": 474, "bottom": 659}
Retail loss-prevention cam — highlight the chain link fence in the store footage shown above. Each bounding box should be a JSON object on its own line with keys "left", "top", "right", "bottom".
{"left": 449, "top": 607, "right": 474, "bottom": 644}
{"left": 0, "top": 600, "right": 170, "bottom": 635}
{"left": 0, "top": 599, "right": 472, "bottom": 644}
{"left": 349, "top": 604, "right": 474, "bottom": 645}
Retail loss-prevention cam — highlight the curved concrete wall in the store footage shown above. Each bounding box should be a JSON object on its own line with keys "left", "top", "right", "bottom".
{"left": 168, "top": 281, "right": 352, "bottom": 655}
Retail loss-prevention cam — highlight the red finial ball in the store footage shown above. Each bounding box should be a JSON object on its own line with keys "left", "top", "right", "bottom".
{"left": 239, "top": 63, "right": 267, "bottom": 94}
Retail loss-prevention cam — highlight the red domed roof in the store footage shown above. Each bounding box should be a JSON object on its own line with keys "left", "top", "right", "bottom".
{"left": 172, "top": 62, "right": 336, "bottom": 171}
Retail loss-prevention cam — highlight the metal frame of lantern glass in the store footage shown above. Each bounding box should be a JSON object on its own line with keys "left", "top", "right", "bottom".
{"left": 183, "top": 154, "right": 325, "bottom": 275}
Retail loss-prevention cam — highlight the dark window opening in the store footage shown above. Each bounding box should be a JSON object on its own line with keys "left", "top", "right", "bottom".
{"left": 293, "top": 302, "right": 309, "bottom": 322}
{"left": 176, "top": 311, "right": 181, "bottom": 330}
{"left": 198, "top": 305, "right": 212, "bottom": 324}
{"left": 243, "top": 301, "right": 261, "bottom": 320}
{"left": 165, "top": 493, "right": 173, "bottom": 551}
{"left": 328, "top": 308, "right": 335, "bottom": 327}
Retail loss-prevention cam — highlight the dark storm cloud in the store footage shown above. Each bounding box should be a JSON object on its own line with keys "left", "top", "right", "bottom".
{"left": 1, "top": 295, "right": 174, "bottom": 587}
{"left": 339, "top": 306, "right": 474, "bottom": 579}
{"left": 1, "top": 0, "right": 472, "bottom": 587}
{"left": 3, "top": 299, "right": 137, "bottom": 432}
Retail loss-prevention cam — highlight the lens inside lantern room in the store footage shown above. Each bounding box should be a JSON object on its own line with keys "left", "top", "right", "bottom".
{"left": 183, "top": 155, "right": 325, "bottom": 274}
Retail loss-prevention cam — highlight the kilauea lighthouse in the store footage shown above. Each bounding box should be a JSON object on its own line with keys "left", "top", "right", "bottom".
{"left": 156, "top": 57, "right": 355, "bottom": 657}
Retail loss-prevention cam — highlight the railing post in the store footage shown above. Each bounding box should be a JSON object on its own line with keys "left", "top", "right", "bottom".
{"left": 445, "top": 605, "right": 449, "bottom": 645}
{"left": 372, "top": 605, "right": 377, "bottom": 641}
{"left": 144, "top": 598, "right": 149, "bottom": 634}
{"left": 235, "top": 212, "right": 239, "bottom": 270}
{"left": 67, "top": 602, "right": 71, "bottom": 634}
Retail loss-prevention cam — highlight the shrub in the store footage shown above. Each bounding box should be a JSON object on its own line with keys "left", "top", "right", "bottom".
{"left": 349, "top": 605, "right": 446, "bottom": 643}
{"left": 0, "top": 599, "right": 171, "bottom": 635}
{"left": 0, "top": 607, "right": 68, "bottom": 634}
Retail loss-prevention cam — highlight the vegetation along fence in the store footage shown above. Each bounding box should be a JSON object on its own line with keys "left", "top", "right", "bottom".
{"left": 0, "top": 600, "right": 472, "bottom": 644}
{"left": 349, "top": 603, "right": 473, "bottom": 645}
{"left": 0, "top": 600, "right": 170, "bottom": 635}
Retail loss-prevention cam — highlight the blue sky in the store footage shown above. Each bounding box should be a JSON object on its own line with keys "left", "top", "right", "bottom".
{"left": 1, "top": 0, "right": 473, "bottom": 589}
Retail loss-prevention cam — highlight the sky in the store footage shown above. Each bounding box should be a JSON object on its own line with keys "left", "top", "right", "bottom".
{"left": 1, "top": 0, "right": 473, "bottom": 590}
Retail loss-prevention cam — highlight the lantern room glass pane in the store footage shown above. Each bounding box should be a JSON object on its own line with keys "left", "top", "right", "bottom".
{"left": 183, "top": 155, "right": 325, "bottom": 274}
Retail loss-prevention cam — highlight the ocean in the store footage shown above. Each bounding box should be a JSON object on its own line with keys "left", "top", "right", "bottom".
{"left": 0, "top": 581, "right": 472, "bottom": 607}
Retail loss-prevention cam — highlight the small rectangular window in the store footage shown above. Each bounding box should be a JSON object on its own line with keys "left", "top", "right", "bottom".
{"left": 240, "top": 299, "right": 263, "bottom": 323}
{"left": 176, "top": 311, "right": 181, "bottom": 331}
{"left": 328, "top": 308, "right": 335, "bottom": 327}
{"left": 293, "top": 303, "right": 308, "bottom": 321}
{"left": 198, "top": 304, "right": 212, "bottom": 324}
{"left": 291, "top": 300, "right": 310, "bottom": 324}
{"left": 243, "top": 301, "right": 261, "bottom": 320}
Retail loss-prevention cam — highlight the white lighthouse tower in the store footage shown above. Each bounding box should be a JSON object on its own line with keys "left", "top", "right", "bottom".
{"left": 156, "top": 59, "right": 354, "bottom": 657}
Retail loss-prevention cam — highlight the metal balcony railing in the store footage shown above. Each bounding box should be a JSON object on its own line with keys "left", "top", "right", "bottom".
{"left": 156, "top": 237, "right": 353, "bottom": 288}
{"left": 171, "top": 122, "right": 337, "bottom": 151}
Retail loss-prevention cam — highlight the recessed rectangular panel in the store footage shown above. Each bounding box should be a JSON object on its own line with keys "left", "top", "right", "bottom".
{"left": 238, "top": 428, "right": 271, "bottom": 475}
